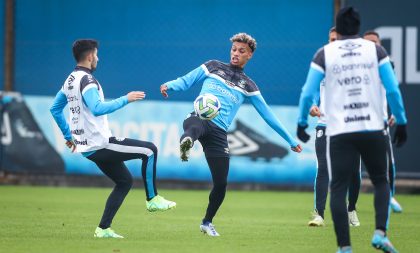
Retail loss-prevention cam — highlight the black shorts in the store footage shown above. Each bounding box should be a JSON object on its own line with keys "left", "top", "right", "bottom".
{"left": 183, "top": 113, "right": 229, "bottom": 158}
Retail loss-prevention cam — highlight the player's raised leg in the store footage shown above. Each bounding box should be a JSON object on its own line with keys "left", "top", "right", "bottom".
{"left": 180, "top": 114, "right": 206, "bottom": 161}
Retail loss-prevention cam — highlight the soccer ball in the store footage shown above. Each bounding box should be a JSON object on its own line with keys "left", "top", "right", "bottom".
{"left": 193, "top": 93, "right": 221, "bottom": 120}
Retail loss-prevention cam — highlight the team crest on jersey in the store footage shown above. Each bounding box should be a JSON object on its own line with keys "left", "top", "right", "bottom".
{"left": 317, "top": 129, "right": 324, "bottom": 138}
{"left": 238, "top": 79, "right": 246, "bottom": 88}
{"left": 217, "top": 70, "right": 226, "bottom": 77}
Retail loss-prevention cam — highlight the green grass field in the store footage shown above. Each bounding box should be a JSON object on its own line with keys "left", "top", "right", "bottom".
{"left": 0, "top": 186, "right": 419, "bottom": 253}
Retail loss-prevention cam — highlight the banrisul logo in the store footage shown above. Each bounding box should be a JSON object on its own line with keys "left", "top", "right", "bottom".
{"left": 339, "top": 41, "right": 362, "bottom": 57}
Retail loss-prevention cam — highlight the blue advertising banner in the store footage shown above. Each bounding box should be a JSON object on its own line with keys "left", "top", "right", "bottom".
{"left": 26, "top": 96, "right": 318, "bottom": 185}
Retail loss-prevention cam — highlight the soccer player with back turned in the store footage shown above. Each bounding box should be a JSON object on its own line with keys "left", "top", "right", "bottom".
{"left": 297, "top": 7, "right": 407, "bottom": 253}
{"left": 50, "top": 39, "right": 176, "bottom": 238}
{"left": 160, "top": 33, "right": 302, "bottom": 236}
{"left": 302, "top": 27, "right": 361, "bottom": 228}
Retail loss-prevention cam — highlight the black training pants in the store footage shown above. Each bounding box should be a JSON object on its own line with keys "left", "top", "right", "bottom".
{"left": 328, "top": 131, "right": 390, "bottom": 247}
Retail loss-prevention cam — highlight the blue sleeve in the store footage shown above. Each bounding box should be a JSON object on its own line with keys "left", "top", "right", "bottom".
{"left": 49, "top": 90, "right": 72, "bottom": 140}
{"left": 166, "top": 65, "right": 207, "bottom": 92}
{"left": 82, "top": 87, "right": 128, "bottom": 116}
{"left": 379, "top": 62, "right": 407, "bottom": 124}
{"left": 313, "top": 89, "right": 320, "bottom": 106}
{"left": 298, "top": 67, "right": 325, "bottom": 126}
{"left": 249, "top": 94, "right": 298, "bottom": 148}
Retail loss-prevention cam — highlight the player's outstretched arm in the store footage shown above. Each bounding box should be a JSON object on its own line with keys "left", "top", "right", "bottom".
{"left": 161, "top": 65, "right": 208, "bottom": 98}
{"left": 82, "top": 88, "right": 143, "bottom": 116}
{"left": 249, "top": 94, "right": 301, "bottom": 153}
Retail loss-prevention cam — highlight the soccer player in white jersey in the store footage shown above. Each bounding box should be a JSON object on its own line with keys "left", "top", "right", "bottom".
{"left": 297, "top": 7, "right": 407, "bottom": 253}
{"left": 363, "top": 30, "right": 403, "bottom": 213}
{"left": 50, "top": 39, "right": 176, "bottom": 238}
{"left": 301, "top": 27, "right": 361, "bottom": 228}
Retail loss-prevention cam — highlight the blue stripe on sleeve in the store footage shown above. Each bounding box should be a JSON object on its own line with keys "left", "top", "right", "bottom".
{"left": 298, "top": 67, "right": 325, "bottom": 126}
{"left": 50, "top": 90, "right": 72, "bottom": 140}
{"left": 379, "top": 62, "right": 407, "bottom": 124}
{"left": 249, "top": 94, "right": 298, "bottom": 148}
{"left": 166, "top": 65, "right": 206, "bottom": 92}
{"left": 82, "top": 88, "right": 128, "bottom": 116}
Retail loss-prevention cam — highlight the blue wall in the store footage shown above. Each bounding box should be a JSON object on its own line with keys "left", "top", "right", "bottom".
{"left": 14, "top": 0, "right": 333, "bottom": 105}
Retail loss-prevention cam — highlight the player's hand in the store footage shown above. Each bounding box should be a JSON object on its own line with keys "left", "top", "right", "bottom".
{"left": 392, "top": 124, "right": 407, "bottom": 147}
{"left": 291, "top": 144, "right": 302, "bottom": 153}
{"left": 388, "top": 115, "right": 395, "bottom": 127}
{"left": 309, "top": 105, "right": 321, "bottom": 117}
{"left": 127, "top": 91, "right": 146, "bottom": 102}
{"left": 65, "top": 140, "right": 76, "bottom": 153}
{"left": 160, "top": 84, "right": 168, "bottom": 98}
{"left": 297, "top": 124, "right": 310, "bottom": 143}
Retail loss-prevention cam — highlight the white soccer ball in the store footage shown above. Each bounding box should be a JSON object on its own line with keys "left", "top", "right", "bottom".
{"left": 194, "top": 93, "right": 221, "bottom": 120}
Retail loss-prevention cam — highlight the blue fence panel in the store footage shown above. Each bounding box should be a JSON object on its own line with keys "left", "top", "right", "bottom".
{"left": 25, "top": 95, "right": 318, "bottom": 185}
{"left": 15, "top": 0, "right": 333, "bottom": 105}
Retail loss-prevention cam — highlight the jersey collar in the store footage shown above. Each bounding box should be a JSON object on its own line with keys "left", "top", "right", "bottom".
{"left": 75, "top": 66, "right": 92, "bottom": 74}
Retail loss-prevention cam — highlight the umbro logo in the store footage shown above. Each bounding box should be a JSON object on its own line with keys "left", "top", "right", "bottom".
{"left": 339, "top": 41, "right": 362, "bottom": 57}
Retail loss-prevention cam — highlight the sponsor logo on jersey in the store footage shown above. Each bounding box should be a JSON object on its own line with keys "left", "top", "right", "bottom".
{"left": 66, "top": 95, "right": 78, "bottom": 102}
{"left": 337, "top": 76, "right": 363, "bottom": 86}
{"left": 343, "top": 102, "right": 369, "bottom": 110}
{"left": 69, "top": 106, "right": 81, "bottom": 114}
{"left": 71, "top": 116, "right": 79, "bottom": 124}
{"left": 332, "top": 62, "right": 374, "bottom": 74}
{"left": 67, "top": 75, "right": 75, "bottom": 90}
{"left": 208, "top": 82, "right": 239, "bottom": 104}
{"left": 344, "top": 114, "right": 371, "bottom": 123}
{"left": 347, "top": 88, "right": 362, "bottom": 97}
{"left": 74, "top": 139, "right": 88, "bottom": 145}
{"left": 71, "top": 129, "right": 84, "bottom": 135}
{"left": 339, "top": 41, "right": 362, "bottom": 57}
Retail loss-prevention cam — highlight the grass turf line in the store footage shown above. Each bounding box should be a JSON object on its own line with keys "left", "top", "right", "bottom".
{"left": 0, "top": 186, "right": 419, "bottom": 253}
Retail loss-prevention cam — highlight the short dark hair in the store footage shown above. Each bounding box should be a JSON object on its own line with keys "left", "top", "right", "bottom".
{"left": 329, "top": 26, "right": 336, "bottom": 34}
{"left": 72, "top": 39, "right": 98, "bottom": 62}
{"left": 335, "top": 7, "right": 360, "bottom": 36}
{"left": 363, "top": 30, "right": 380, "bottom": 38}
{"left": 230, "top": 33, "right": 257, "bottom": 52}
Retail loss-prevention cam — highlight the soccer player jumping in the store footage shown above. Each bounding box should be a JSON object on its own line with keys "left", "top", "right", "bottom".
{"left": 160, "top": 33, "right": 302, "bottom": 236}
{"left": 50, "top": 39, "right": 176, "bottom": 238}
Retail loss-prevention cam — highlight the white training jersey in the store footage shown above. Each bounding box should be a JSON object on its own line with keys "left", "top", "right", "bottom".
{"left": 314, "top": 38, "right": 387, "bottom": 136}
{"left": 319, "top": 78, "right": 388, "bottom": 125}
{"left": 61, "top": 67, "right": 111, "bottom": 152}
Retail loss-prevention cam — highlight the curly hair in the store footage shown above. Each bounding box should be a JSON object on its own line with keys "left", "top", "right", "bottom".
{"left": 230, "top": 33, "right": 257, "bottom": 52}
